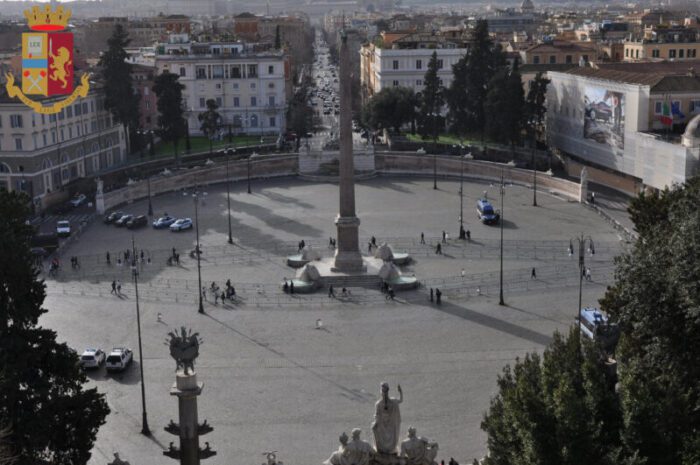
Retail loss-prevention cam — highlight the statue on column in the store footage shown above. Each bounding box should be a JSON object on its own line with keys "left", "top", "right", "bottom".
{"left": 372, "top": 383, "right": 403, "bottom": 455}
{"left": 399, "top": 427, "right": 438, "bottom": 465}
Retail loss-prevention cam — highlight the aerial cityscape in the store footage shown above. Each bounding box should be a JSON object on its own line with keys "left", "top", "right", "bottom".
{"left": 0, "top": 0, "right": 699, "bottom": 465}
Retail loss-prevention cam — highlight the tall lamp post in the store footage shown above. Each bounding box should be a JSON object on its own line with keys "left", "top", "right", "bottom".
{"left": 225, "top": 147, "right": 235, "bottom": 244}
{"left": 146, "top": 176, "right": 153, "bottom": 216}
{"left": 247, "top": 152, "right": 257, "bottom": 194}
{"left": 531, "top": 128, "right": 538, "bottom": 207}
{"left": 193, "top": 189, "right": 204, "bottom": 314}
{"left": 572, "top": 234, "right": 595, "bottom": 343}
{"left": 433, "top": 152, "right": 437, "bottom": 190}
{"left": 499, "top": 169, "right": 506, "bottom": 306}
{"left": 454, "top": 144, "right": 467, "bottom": 239}
{"left": 130, "top": 236, "right": 150, "bottom": 436}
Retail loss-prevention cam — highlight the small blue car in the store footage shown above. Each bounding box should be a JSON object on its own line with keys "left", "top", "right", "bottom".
{"left": 477, "top": 199, "right": 500, "bottom": 225}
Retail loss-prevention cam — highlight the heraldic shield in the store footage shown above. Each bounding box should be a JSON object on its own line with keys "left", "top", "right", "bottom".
{"left": 22, "top": 31, "right": 73, "bottom": 97}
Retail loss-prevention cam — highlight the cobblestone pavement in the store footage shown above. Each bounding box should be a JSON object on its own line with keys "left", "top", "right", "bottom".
{"left": 39, "top": 177, "right": 627, "bottom": 465}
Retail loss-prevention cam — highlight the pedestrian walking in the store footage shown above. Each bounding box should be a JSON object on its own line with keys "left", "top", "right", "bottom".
{"left": 117, "top": 258, "right": 122, "bottom": 267}
{"left": 328, "top": 285, "right": 335, "bottom": 298}
{"left": 371, "top": 236, "right": 377, "bottom": 247}
{"left": 442, "top": 231, "right": 446, "bottom": 243}
{"left": 106, "top": 251, "right": 111, "bottom": 264}
{"left": 116, "top": 280, "right": 122, "bottom": 295}
{"left": 290, "top": 281, "right": 295, "bottom": 294}
{"left": 445, "top": 232, "right": 450, "bottom": 241}
{"left": 435, "top": 288, "right": 442, "bottom": 305}
{"left": 214, "top": 292, "right": 219, "bottom": 305}
{"left": 202, "top": 287, "right": 207, "bottom": 301}
{"left": 283, "top": 280, "right": 289, "bottom": 293}
{"left": 111, "top": 280, "right": 116, "bottom": 295}
{"left": 591, "top": 192, "right": 596, "bottom": 205}
{"left": 435, "top": 243, "right": 442, "bottom": 255}
{"left": 430, "top": 287, "right": 434, "bottom": 302}
{"left": 420, "top": 232, "right": 425, "bottom": 244}
{"left": 531, "top": 267, "right": 537, "bottom": 279}
{"left": 175, "top": 253, "right": 180, "bottom": 264}
{"left": 461, "top": 268, "right": 465, "bottom": 278}
{"left": 585, "top": 267, "right": 592, "bottom": 281}
{"left": 368, "top": 241, "right": 372, "bottom": 253}
{"left": 466, "top": 229, "right": 471, "bottom": 241}
{"left": 140, "top": 250, "right": 144, "bottom": 262}
{"left": 172, "top": 247, "right": 177, "bottom": 259}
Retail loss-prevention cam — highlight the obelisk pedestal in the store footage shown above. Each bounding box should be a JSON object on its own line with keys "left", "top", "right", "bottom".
{"left": 333, "top": 31, "right": 364, "bottom": 272}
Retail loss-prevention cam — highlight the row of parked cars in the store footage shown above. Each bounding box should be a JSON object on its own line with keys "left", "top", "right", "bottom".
{"left": 79, "top": 347, "right": 133, "bottom": 372}
{"left": 104, "top": 211, "right": 194, "bottom": 232}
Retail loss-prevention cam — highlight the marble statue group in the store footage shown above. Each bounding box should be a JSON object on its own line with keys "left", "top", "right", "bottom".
{"left": 324, "top": 384, "right": 439, "bottom": 465}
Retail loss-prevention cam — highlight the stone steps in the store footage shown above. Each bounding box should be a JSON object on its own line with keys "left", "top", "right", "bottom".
{"left": 319, "top": 274, "right": 383, "bottom": 289}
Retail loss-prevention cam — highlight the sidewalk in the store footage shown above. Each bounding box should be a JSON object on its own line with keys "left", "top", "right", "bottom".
{"left": 586, "top": 183, "right": 636, "bottom": 240}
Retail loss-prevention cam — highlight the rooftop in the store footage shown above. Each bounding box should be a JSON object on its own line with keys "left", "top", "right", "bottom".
{"left": 563, "top": 62, "right": 700, "bottom": 91}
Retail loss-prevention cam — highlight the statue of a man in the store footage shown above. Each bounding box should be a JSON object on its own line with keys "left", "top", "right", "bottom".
{"left": 346, "top": 428, "right": 372, "bottom": 465}
{"left": 372, "top": 382, "right": 403, "bottom": 455}
{"left": 324, "top": 432, "right": 350, "bottom": 465}
{"left": 400, "top": 427, "right": 438, "bottom": 465}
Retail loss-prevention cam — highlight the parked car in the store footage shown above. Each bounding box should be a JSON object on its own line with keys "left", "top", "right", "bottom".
{"left": 104, "top": 210, "right": 124, "bottom": 224}
{"left": 170, "top": 218, "right": 193, "bottom": 232}
{"left": 105, "top": 347, "right": 133, "bottom": 372}
{"left": 152, "top": 215, "right": 176, "bottom": 229}
{"left": 114, "top": 214, "right": 134, "bottom": 227}
{"left": 56, "top": 220, "right": 71, "bottom": 237}
{"left": 69, "top": 194, "right": 87, "bottom": 208}
{"left": 126, "top": 215, "right": 148, "bottom": 229}
{"left": 79, "top": 348, "right": 106, "bottom": 369}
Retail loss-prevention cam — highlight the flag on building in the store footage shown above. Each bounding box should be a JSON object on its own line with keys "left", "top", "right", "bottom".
{"left": 659, "top": 100, "right": 673, "bottom": 126}
{"left": 671, "top": 101, "right": 685, "bottom": 119}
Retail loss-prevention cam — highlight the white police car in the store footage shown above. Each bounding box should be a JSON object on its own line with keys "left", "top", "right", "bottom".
{"left": 170, "top": 218, "right": 193, "bottom": 232}
{"left": 79, "top": 348, "right": 106, "bottom": 369}
{"left": 105, "top": 347, "right": 133, "bottom": 372}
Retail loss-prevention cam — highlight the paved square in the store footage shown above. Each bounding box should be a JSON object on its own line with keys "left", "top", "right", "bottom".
{"left": 41, "top": 177, "right": 625, "bottom": 465}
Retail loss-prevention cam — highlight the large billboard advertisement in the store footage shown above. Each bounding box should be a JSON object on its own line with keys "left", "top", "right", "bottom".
{"left": 583, "top": 87, "right": 624, "bottom": 150}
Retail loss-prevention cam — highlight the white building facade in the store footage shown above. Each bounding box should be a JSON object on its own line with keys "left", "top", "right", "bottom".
{"left": 154, "top": 39, "right": 290, "bottom": 137}
{"left": 0, "top": 88, "right": 127, "bottom": 207}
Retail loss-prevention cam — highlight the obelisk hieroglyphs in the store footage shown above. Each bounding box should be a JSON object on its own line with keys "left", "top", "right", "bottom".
{"left": 333, "top": 31, "right": 364, "bottom": 271}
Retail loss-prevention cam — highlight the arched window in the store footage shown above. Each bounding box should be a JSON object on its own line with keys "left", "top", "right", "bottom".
{"left": 60, "top": 154, "right": 69, "bottom": 164}
{"left": 0, "top": 163, "right": 11, "bottom": 174}
{"left": 42, "top": 158, "right": 53, "bottom": 170}
{"left": 75, "top": 147, "right": 84, "bottom": 158}
{"left": 92, "top": 142, "right": 100, "bottom": 153}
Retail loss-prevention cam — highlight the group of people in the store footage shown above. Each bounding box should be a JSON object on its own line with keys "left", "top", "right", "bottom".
{"left": 167, "top": 248, "right": 181, "bottom": 266}
{"left": 429, "top": 287, "right": 442, "bottom": 304}
{"left": 367, "top": 236, "right": 378, "bottom": 253}
{"left": 327, "top": 285, "right": 351, "bottom": 298}
{"left": 380, "top": 282, "right": 395, "bottom": 300}
{"left": 110, "top": 280, "right": 123, "bottom": 296}
{"left": 283, "top": 279, "right": 295, "bottom": 294}
{"left": 297, "top": 240, "right": 306, "bottom": 252}
{"left": 328, "top": 237, "right": 336, "bottom": 249}
{"left": 48, "top": 257, "right": 60, "bottom": 276}
{"left": 202, "top": 280, "right": 236, "bottom": 304}
{"left": 69, "top": 256, "right": 80, "bottom": 269}
{"left": 419, "top": 230, "right": 470, "bottom": 246}
{"left": 106, "top": 249, "right": 151, "bottom": 266}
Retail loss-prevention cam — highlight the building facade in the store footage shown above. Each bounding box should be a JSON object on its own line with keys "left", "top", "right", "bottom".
{"left": 0, "top": 87, "right": 127, "bottom": 206}
{"left": 547, "top": 65, "right": 700, "bottom": 192}
{"left": 154, "top": 37, "right": 290, "bottom": 137}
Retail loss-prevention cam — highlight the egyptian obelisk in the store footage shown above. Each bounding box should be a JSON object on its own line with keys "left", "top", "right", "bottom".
{"left": 333, "top": 31, "right": 364, "bottom": 271}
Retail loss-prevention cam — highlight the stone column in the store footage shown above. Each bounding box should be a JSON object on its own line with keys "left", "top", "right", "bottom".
{"left": 333, "top": 31, "right": 364, "bottom": 272}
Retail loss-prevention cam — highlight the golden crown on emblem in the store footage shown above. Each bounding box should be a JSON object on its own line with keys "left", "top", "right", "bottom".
{"left": 24, "top": 5, "right": 71, "bottom": 31}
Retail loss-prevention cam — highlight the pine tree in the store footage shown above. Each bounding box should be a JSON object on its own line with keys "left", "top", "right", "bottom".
{"left": 0, "top": 191, "right": 109, "bottom": 465}
{"left": 198, "top": 99, "right": 222, "bottom": 155}
{"left": 98, "top": 24, "right": 141, "bottom": 154}
{"left": 419, "top": 51, "right": 444, "bottom": 142}
{"left": 484, "top": 61, "right": 524, "bottom": 151}
{"left": 525, "top": 72, "right": 550, "bottom": 145}
{"left": 153, "top": 71, "right": 186, "bottom": 164}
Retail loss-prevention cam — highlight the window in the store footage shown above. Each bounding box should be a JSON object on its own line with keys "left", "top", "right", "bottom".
{"left": 416, "top": 79, "right": 422, "bottom": 86}
{"left": 250, "top": 114, "right": 258, "bottom": 127}
{"left": 15, "top": 138, "right": 22, "bottom": 150}
{"left": 199, "top": 97, "right": 206, "bottom": 108}
{"left": 437, "top": 59, "right": 444, "bottom": 69}
{"left": 231, "top": 66, "right": 241, "bottom": 78}
{"left": 68, "top": 126, "right": 72, "bottom": 138}
{"left": 74, "top": 103, "right": 81, "bottom": 116}
{"left": 269, "top": 116, "right": 276, "bottom": 127}
{"left": 247, "top": 64, "right": 258, "bottom": 77}
{"left": 625, "top": 48, "right": 629, "bottom": 57}
{"left": 233, "top": 97, "right": 240, "bottom": 107}
{"left": 32, "top": 114, "right": 36, "bottom": 127}
{"left": 533, "top": 55, "right": 540, "bottom": 64}
{"left": 212, "top": 65, "right": 224, "bottom": 78}
{"left": 690, "top": 100, "right": 700, "bottom": 113}
{"left": 416, "top": 59, "right": 422, "bottom": 70}
{"left": 216, "top": 83, "right": 221, "bottom": 89}
{"left": 679, "top": 49, "right": 685, "bottom": 59}
{"left": 66, "top": 106, "right": 72, "bottom": 118}
{"left": 233, "top": 83, "right": 239, "bottom": 90}
{"left": 652, "top": 49, "right": 660, "bottom": 58}
{"left": 60, "top": 129, "right": 64, "bottom": 141}
{"left": 216, "top": 97, "right": 222, "bottom": 107}
{"left": 49, "top": 113, "right": 56, "bottom": 123}
{"left": 179, "top": 67, "right": 186, "bottom": 77}
{"left": 565, "top": 55, "right": 572, "bottom": 64}
{"left": 669, "top": 49, "right": 676, "bottom": 59}
{"left": 51, "top": 131, "right": 56, "bottom": 143}
{"left": 635, "top": 50, "right": 639, "bottom": 58}
{"left": 655, "top": 101, "right": 663, "bottom": 114}
{"left": 82, "top": 102, "right": 88, "bottom": 114}
{"left": 549, "top": 55, "right": 556, "bottom": 64}
{"left": 268, "top": 65, "right": 274, "bottom": 74}
{"left": 250, "top": 82, "right": 256, "bottom": 89}
{"left": 392, "top": 60, "right": 399, "bottom": 70}
{"left": 268, "top": 96, "right": 275, "bottom": 106}
{"left": 196, "top": 66, "right": 207, "bottom": 79}
{"left": 77, "top": 124, "right": 81, "bottom": 135}
{"left": 251, "top": 96, "right": 257, "bottom": 107}
{"left": 268, "top": 82, "right": 275, "bottom": 89}
{"left": 392, "top": 80, "right": 399, "bottom": 87}
{"left": 10, "top": 115, "right": 23, "bottom": 128}
{"left": 42, "top": 133, "right": 47, "bottom": 146}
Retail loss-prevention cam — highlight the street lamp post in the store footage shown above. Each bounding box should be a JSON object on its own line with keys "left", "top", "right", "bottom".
{"left": 225, "top": 147, "right": 235, "bottom": 244}
{"left": 499, "top": 170, "right": 505, "bottom": 306}
{"left": 433, "top": 152, "right": 437, "bottom": 190}
{"left": 130, "top": 236, "right": 150, "bottom": 436}
{"left": 572, "top": 234, "right": 595, "bottom": 343}
{"left": 193, "top": 189, "right": 204, "bottom": 314}
{"left": 247, "top": 152, "right": 257, "bottom": 194}
{"left": 146, "top": 176, "right": 153, "bottom": 216}
{"left": 455, "top": 144, "right": 467, "bottom": 239}
{"left": 531, "top": 130, "right": 538, "bottom": 207}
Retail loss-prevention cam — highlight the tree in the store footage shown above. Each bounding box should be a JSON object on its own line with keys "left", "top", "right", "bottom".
{"left": 287, "top": 84, "right": 313, "bottom": 150}
{"left": 274, "top": 25, "right": 281, "bottom": 50}
{"left": 600, "top": 177, "right": 700, "bottom": 465}
{"left": 98, "top": 24, "right": 141, "bottom": 154}
{"left": 484, "top": 61, "right": 525, "bottom": 151}
{"left": 362, "top": 87, "right": 417, "bottom": 134}
{"left": 448, "top": 20, "right": 505, "bottom": 143}
{"left": 0, "top": 191, "right": 109, "bottom": 465}
{"left": 198, "top": 99, "right": 222, "bottom": 155}
{"left": 480, "top": 330, "right": 621, "bottom": 465}
{"left": 524, "top": 72, "right": 550, "bottom": 145}
{"left": 418, "top": 51, "right": 444, "bottom": 142}
{"left": 153, "top": 71, "right": 186, "bottom": 164}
